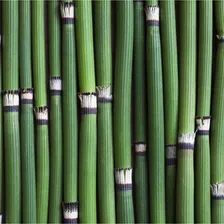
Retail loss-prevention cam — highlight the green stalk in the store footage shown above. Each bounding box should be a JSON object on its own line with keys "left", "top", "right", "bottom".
{"left": 93, "top": 0, "right": 116, "bottom": 223}
{"left": 194, "top": 1, "right": 212, "bottom": 223}
{"left": 19, "top": 0, "right": 36, "bottom": 222}
{"left": 2, "top": 1, "right": 21, "bottom": 222}
{"left": 133, "top": 1, "right": 149, "bottom": 223}
{"left": 48, "top": 0, "right": 63, "bottom": 222}
{"left": 60, "top": 1, "right": 78, "bottom": 222}
{"left": 145, "top": 2, "right": 165, "bottom": 222}
{"left": 211, "top": 1, "right": 224, "bottom": 222}
{"left": 160, "top": 0, "right": 178, "bottom": 222}
{"left": 176, "top": 1, "right": 196, "bottom": 223}
{"left": 76, "top": 0, "right": 97, "bottom": 222}
{"left": 113, "top": 1, "right": 134, "bottom": 223}
{"left": 32, "top": 0, "right": 49, "bottom": 222}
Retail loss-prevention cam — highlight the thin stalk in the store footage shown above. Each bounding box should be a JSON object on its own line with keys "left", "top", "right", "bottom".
{"left": 113, "top": 1, "right": 134, "bottom": 223}
{"left": 176, "top": 1, "right": 196, "bottom": 223}
{"left": 60, "top": 1, "right": 78, "bottom": 222}
{"left": 194, "top": 1, "right": 212, "bottom": 223}
{"left": 48, "top": 0, "right": 63, "bottom": 222}
{"left": 160, "top": 0, "right": 178, "bottom": 222}
{"left": 133, "top": 1, "right": 149, "bottom": 222}
{"left": 32, "top": 0, "right": 49, "bottom": 222}
{"left": 19, "top": 0, "right": 36, "bottom": 222}
{"left": 93, "top": 0, "right": 116, "bottom": 223}
{"left": 76, "top": 0, "right": 97, "bottom": 222}
{"left": 2, "top": 1, "right": 21, "bottom": 222}
{"left": 145, "top": 2, "right": 165, "bottom": 222}
{"left": 211, "top": 1, "right": 224, "bottom": 221}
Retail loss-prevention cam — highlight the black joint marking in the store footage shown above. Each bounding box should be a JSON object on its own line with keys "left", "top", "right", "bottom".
{"left": 2, "top": 90, "right": 20, "bottom": 95}
{"left": 62, "top": 18, "right": 75, "bottom": 24}
{"left": 197, "top": 130, "right": 209, "bottom": 136}
{"left": 178, "top": 143, "right": 194, "bottom": 150}
{"left": 116, "top": 184, "right": 132, "bottom": 191}
{"left": 146, "top": 20, "right": 159, "bottom": 26}
{"left": 4, "top": 106, "right": 19, "bottom": 113}
{"left": 212, "top": 195, "right": 224, "bottom": 200}
{"left": 166, "top": 158, "right": 176, "bottom": 166}
{"left": 21, "top": 99, "right": 33, "bottom": 104}
{"left": 63, "top": 218, "right": 78, "bottom": 224}
{"left": 81, "top": 108, "right": 97, "bottom": 115}
{"left": 134, "top": 141, "right": 146, "bottom": 145}
{"left": 36, "top": 120, "right": 48, "bottom": 125}
{"left": 81, "top": 92, "right": 97, "bottom": 96}
{"left": 166, "top": 144, "right": 176, "bottom": 147}
{"left": 97, "top": 97, "right": 112, "bottom": 103}
{"left": 50, "top": 90, "right": 62, "bottom": 96}
{"left": 135, "top": 151, "right": 146, "bottom": 156}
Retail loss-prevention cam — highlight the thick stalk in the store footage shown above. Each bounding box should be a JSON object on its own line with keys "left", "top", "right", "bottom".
{"left": 94, "top": 1, "right": 116, "bottom": 223}
{"left": 145, "top": 3, "right": 165, "bottom": 222}
{"left": 160, "top": 0, "right": 178, "bottom": 222}
{"left": 113, "top": 1, "right": 134, "bottom": 223}
{"left": 176, "top": 1, "right": 196, "bottom": 223}
{"left": 32, "top": 1, "right": 49, "bottom": 222}
{"left": 2, "top": 1, "right": 20, "bottom": 222}
{"left": 195, "top": 1, "right": 212, "bottom": 223}
{"left": 211, "top": 1, "right": 224, "bottom": 220}
{"left": 48, "top": 0, "right": 63, "bottom": 222}
{"left": 133, "top": 1, "right": 148, "bottom": 223}
{"left": 76, "top": 1, "right": 97, "bottom": 222}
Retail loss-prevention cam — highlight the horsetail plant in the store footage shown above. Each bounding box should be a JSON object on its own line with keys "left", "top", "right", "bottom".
{"left": 210, "top": 1, "right": 224, "bottom": 222}
{"left": 19, "top": 0, "right": 36, "bottom": 222}
{"left": 145, "top": 3, "right": 165, "bottom": 222}
{"left": 60, "top": 1, "right": 78, "bottom": 222}
{"left": 160, "top": 0, "right": 178, "bottom": 222}
{"left": 48, "top": 0, "right": 63, "bottom": 222}
{"left": 133, "top": 0, "right": 149, "bottom": 222}
{"left": 113, "top": 1, "right": 135, "bottom": 223}
{"left": 176, "top": 1, "right": 196, "bottom": 223}
{"left": 93, "top": 0, "right": 116, "bottom": 223}
{"left": 32, "top": 0, "right": 49, "bottom": 222}
{"left": 2, "top": 1, "right": 21, "bottom": 222}
{"left": 195, "top": 1, "right": 212, "bottom": 223}
{"left": 76, "top": 0, "right": 97, "bottom": 222}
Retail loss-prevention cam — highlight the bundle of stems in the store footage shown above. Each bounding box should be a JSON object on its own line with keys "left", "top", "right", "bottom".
{"left": 194, "top": 0, "right": 212, "bottom": 223}
{"left": 210, "top": 1, "right": 224, "bottom": 222}
{"left": 176, "top": 1, "right": 196, "bottom": 223}
{"left": 48, "top": 0, "right": 63, "bottom": 222}
{"left": 32, "top": 0, "right": 49, "bottom": 222}
{"left": 76, "top": 0, "right": 97, "bottom": 222}
{"left": 93, "top": 1, "right": 116, "bottom": 223}
{"left": 145, "top": 1, "right": 165, "bottom": 222}
{"left": 133, "top": 0, "right": 149, "bottom": 223}
{"left": 19, "top": 0, "right": 36, "bottom": 222}
{"left": 2, "top": 1, "right": 21, "bottom": 222}
{"left": 113, "top": 1, "right": 134, "bottom": 222}
{"left": 160, "top": 0, "right": 178, "bottom": 222}
{"left": 60, "top": 1, "right": 78, "bottom": 222}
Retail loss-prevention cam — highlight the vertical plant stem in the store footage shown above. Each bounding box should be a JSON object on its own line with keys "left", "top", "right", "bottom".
{"left": 19, "top": 0, "right": 36, "bottom": 222}
{"left": 113, "top": 1, "right": 135, "bottom": 223}
{"left": 2, "top": 1, "right": 21, "bottom": 222}
{"left": 145, "top": 2, "right": 165, "bottom": 222}
{"left": 32, "top": 0, "right": 49, "bottom": 222}
{"left": 76, "top": 0, "right": 97, "bottom": 222}
{"left": 176, "top": 1, "right": 196, "bottom": 223}
{"left": 60, "top": 1, "right": 78, "bottom": 222}
{"left": 93, "top": 0, "right": 116, "bottom": 223}
{"left": 133, "top": 0, "right": 149, "bottom": 223}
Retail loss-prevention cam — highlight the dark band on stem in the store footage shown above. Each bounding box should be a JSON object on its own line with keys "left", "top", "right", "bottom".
{"left": 116, "top": 184, "right": 132, "bottom": 191}
{"left": 197, "top": 130, "right": 209, "bottom": 135}
{"left": 146, "top": 20, "right": 159, "bottom": 26}
{"left": 212, "top": 195, "right": 224, "bottom": 200}
{"left": 62, "top": 18, "right": 75, "bottom": 24}
{"left": 166, "top": 158, "right": 176, "bottom": 166}
{"left": 97, "top": 97, "right": 112, "bottom": 103}
{"left": 178, "top": 143, "right": 194, "bottom": 150}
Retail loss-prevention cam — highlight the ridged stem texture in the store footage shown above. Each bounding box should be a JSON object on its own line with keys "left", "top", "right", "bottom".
{"left": 176, "top": 1, "right": 196, "bottom": 223}
{"left": 160, "top": 1, "right": 178, "bottom": 222}
{"left": 133, "top": 1, "right": 149, "bottom": 223}
{"left": 32, "top": 0, "right": 49, "bottom": 222}
{"left": 19, "top": 0, "right": 36, "bottom": 222}
{"left": 145, "top": 1, "right": 165, "bottom": 222}
{"left": 195, "top": 0, "right": 212, "bottom": 223}
{"left": 2, "top": 1, "right": 21, "bottom": 223}
{"left": 48, "top": 0, "right": 63, "bottom": 223}
{"left": 76, "top": 1, "right": 97, "bottom": 222}
{"left": 113, "top": 1, "right": 135, "bottom": 223}
{"left": 94, "top": 1, "right": 116, "bottom": 223}
{"left": 211, "top": 1, "right": 224, "bottom": 222}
